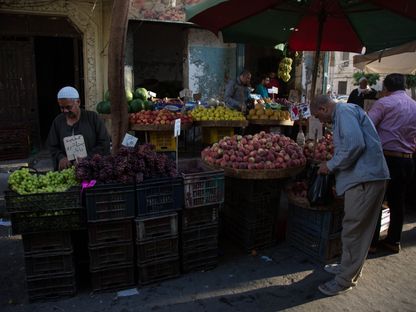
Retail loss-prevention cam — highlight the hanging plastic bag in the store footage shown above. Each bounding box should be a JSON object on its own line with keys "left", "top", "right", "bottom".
{"left": 307, "top": 165, "right": 335, "bottom": 206}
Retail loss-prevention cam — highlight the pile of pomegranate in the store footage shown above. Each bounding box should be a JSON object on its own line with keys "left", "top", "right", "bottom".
{"left": 129, "top": 109, "right": 192, "bottom": 125}
{"left": 201, "top": 132, "right": 306, "bottom": 170}
{"left": 303, "top": 133, "right": 334, "bottom": 162}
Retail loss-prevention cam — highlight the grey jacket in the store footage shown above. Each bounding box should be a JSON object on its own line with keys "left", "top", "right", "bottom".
{"left": 327, "top": 103, "right": 389, "bottom": 195}
{"left": 224, "top": 78, "right": 250, "bottom": 111}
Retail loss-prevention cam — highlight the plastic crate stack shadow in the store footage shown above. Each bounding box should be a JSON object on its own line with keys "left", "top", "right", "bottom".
{"left": 85, "top": 184, "right": 136, "bottom": 292}
{"left": 135, "top": 177, "right": 183, "bottom": 285}
{"left": 223, "top": 178, "right": 281, "bottom": 252}
{"left": 179, "top": 159, "right": 224, "bottom": 272}
{"left": 22, "top": 232, "right": 76, "bottom": 301}
{"left": 5, "top": 189, "right": 84, "bottom": 302}
{"left": 287, "top": 200, "right": 344, "bottom": 263}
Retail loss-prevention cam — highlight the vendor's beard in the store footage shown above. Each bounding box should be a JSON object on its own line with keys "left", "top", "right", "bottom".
{"left": 64, "top": 111, "right": 77, "bottom": 119}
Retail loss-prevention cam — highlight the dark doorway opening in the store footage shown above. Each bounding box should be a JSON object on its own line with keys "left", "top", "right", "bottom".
{"left": 34, "top": 37, "right": 83, "bottom": 145}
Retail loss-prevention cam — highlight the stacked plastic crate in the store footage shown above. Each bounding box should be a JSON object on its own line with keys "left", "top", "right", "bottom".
{"left": 5, "top": 189, "right": 84, "bottom": 301}
{"left": 85, "top": 184, "right": 136, "bottom": 292}
{"left": 135, "top": 177, "right": 183, "bottom": 285}
{"left": 223, "top": 178, "right": 281, "bottom": 252}
{"left": 180, "top": 159, "right": 224, "bottom": 272}
{"left": 22, "top": 232, "right": 76, "bottom": 301}
{"left": 287, "top": 202, "right": 344, "bottom": 263}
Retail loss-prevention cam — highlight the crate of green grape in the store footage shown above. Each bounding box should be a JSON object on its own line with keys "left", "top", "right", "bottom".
{"left": 5, "top": 168, "right": 85, "bottom": 234}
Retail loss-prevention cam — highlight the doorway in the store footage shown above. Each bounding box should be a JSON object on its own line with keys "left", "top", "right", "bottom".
{"left": 34, "top": 37, "right": 83, "bottom": 144}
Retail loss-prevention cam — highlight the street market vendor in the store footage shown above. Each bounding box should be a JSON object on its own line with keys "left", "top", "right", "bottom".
{"left": 47, "top": 86, "right": 110, "bottom": 171}
{"left": 224, "top": 69, "right": 251, "bottom": 112}
{"left": 255, "top": 75, "right": 270, "bottom": 99}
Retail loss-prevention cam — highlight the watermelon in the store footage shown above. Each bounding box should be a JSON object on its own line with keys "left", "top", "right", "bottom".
{"left": 130, "top": 99, "right": 145, "bottom": 112}
{"left": 96, "top": 101, "right": 111, "bottom": 114}
{"left": 104, "top": 89, "right": 134, "bottom": 102}
{"left": 134, "top": 87, "right": 148, "bottom": 101}
{"left": 126, "top": 90, "right": 134, "bottom": 102}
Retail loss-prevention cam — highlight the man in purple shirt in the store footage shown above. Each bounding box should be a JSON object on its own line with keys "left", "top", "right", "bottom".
{"left": 368, "top": 73, "right": 416, "bottom": 253}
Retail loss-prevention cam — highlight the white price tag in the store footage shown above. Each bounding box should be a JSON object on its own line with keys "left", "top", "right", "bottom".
{"left": 268, "top": 87, "right": 279, "bottom": 94}
{"left": 174, "top": 118, "right": 181, "bottom": 137}
{"left": 148, "top": 91, "right": 157, "bottom": 98}
{"left": 63, "top": 135, "right": 87, "bottom": 161}
{"left": 179, "top": 89, "right": 193, "bottom": 98}
{"left": 121, "top": 133, "right": 138, "bottom": 147}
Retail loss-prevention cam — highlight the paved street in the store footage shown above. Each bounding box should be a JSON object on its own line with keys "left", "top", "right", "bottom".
{"left": 1, "top": 210, "right": 415, "bottom": 312}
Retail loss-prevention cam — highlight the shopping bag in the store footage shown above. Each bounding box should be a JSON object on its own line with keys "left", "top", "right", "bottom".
{"left": 307, "top": 165, "right": 335, "bottom": 206}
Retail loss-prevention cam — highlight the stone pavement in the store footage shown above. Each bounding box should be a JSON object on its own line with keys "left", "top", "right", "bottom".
{"left": 0, "top": 211, "right": 415, "bottom": 312}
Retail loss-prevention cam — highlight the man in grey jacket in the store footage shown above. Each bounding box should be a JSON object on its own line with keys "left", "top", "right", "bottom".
{"left": 311, "top": 95, "right": 389, "bottom": 296}
{"left": 224, "top": 69, "right": 251, "bottom": 112}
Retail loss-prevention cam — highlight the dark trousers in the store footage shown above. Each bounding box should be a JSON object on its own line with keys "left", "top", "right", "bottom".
{"left": 383, "top": 156, "right": 415, "bottom": 244}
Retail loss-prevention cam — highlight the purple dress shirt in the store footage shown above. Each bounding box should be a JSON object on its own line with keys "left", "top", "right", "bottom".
{"left": 368, "top": 90, "right": 416, "bottom": 154}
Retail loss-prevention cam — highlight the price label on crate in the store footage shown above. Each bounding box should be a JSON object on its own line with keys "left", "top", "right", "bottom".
{"left": 122, "top": 133, "right": 138, "bottom": 147}
{"left": 63, "top": 134, "right": 87, "bottom": 161}
{"left": 174, "top": 119, "right": 181, "bottom": 137}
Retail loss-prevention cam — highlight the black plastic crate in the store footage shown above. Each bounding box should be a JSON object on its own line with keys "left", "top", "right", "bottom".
{"left": 225, "top": 177, "right": 282, "bottom": 203}
{"left": 26, "top": 272, "right": 76, "bottom": 302}
{"left": 136, "top": 213, "right": 178, "bottom": 241}
{"left": 288, "top": 203, "right": 343, "bottom": 238}
{"left": 137, "top": 236, "right": 179, "bottom": 264}
{"left": 179, "top": 159, "right": 224, "bottom": 208}
{"left": 223, "top": 214, "right": 276, "bottom": 252}
{"left": 223, "top": 195, "right": 279, "bottom": 224}
{"left": 287, "top": 224, "right": 342, "bottom": 263}
{"left": 24, "top": 251, "right": 74, "bottom": 278}
{"left": 182, "top": 204, "right": 219, "bottom": 230}
{"left": 85, "top": 183, "right": 135, "bottom": 221}
{"left": 5, "top": 188, "right": 82, "bottom": 213}
{"left": 22, "top": 231, "right": 72, "bottom": 255}
{"left": 10, "top": 208, "right": 86, "bottom": 235}
{"left": 181, "top": 248, "right": 218, "bottom": 273}
{"left": 90, "top": 265, "right": 135, "bottom": 292}
{"left": 88, "top": 219, "right": 133, "bottom": 246}
{"left": 181, "top": 225, "right": 218, "bottom": 251}
{"left": 89, "top": 242, "right": 134, "bottom": 270}
{"left": 137, "top": 257, "right": 180, "bottom": 286}
{"left": 136, "top": 177, "right": 183, "bottom": 216}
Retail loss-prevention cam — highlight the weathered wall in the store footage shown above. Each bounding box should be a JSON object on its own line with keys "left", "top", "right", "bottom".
{"left": 0, "top": 0, "right": 113, "bottom": 110}
{"left": 187, "top": 29, "right": 236, "bottom": 101}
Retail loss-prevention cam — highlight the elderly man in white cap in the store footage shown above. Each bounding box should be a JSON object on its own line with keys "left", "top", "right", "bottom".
{"left": 347, "top": 76, "right": 378, "bottom": 109}
{"left": 47, "top": 86, "right": 110, "bottom": 170}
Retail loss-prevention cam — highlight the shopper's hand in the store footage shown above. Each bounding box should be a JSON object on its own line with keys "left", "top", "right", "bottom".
{"left": 318, "top": 161, "right": 330, "bottom": 175}
{"left": 58, "top": 157, "right": 71, "bottom": 170}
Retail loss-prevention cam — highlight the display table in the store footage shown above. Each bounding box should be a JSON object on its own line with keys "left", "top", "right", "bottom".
{"left": 193, "top": 120, "right": 249, "bottom": 128}
{"left": 130, "top": 123, "right": 193, "bottom": 151}
{"left": 248, "top": 119, "right": 294, "bottom": 127}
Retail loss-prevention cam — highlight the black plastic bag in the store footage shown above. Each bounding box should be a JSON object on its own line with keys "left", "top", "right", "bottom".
{"left": 307, "top": 165, "right": 335, "bottom": 206}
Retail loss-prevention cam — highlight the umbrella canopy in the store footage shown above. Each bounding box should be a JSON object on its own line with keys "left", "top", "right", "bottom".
{"left": 186, "top": 0, "right": 416, "bottom": 54}
{"left": 353, "top": 41, "right": 416, "bottom": 74}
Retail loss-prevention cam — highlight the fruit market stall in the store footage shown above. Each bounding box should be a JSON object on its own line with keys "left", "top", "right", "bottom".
{"left": 4, "top": 143, "right": 226, "bottom": 301}
{"left": 201, "top": 131, "right": 306, "bottom": 251}
{"left": 190, "top": 105, "right": 248, "bottom": 145}
{"left": 129, "top": 109, "right": 193, "bottom": 152}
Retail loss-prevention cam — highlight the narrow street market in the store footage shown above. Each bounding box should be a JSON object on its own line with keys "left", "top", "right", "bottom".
{"left": 0, "top": 0, "right": 415, "bottom": 311}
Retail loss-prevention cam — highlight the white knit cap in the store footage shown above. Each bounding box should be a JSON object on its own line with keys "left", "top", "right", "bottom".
{"left": 57, "top": 86, "right": 79, "bottom": 99}
{"left": 358, "top": 77, "right": 368, "bottom": 83}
